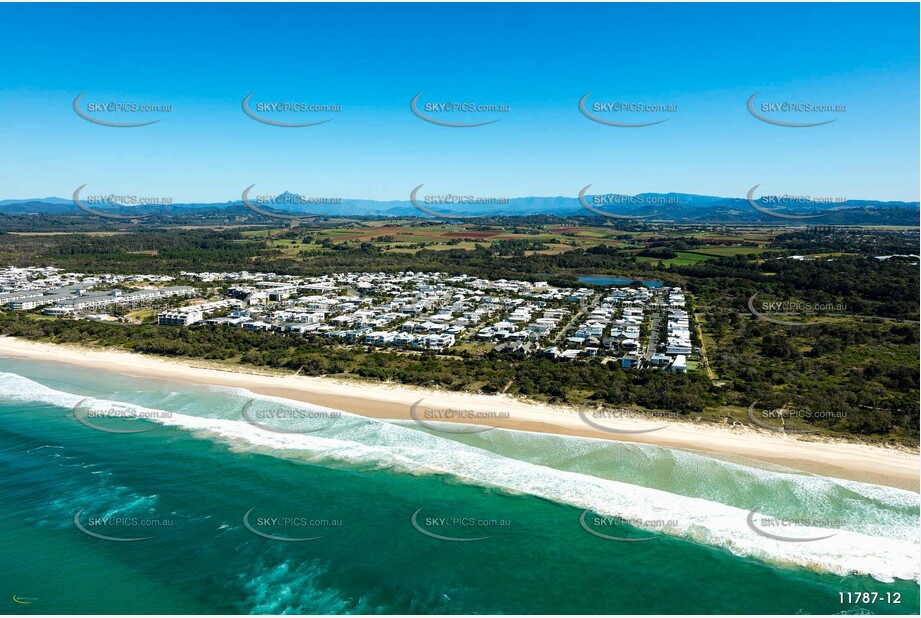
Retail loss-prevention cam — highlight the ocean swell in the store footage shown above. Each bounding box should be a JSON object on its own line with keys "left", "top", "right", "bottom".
{"left": 1, "top": 371, "right": 918, "bottom": 583}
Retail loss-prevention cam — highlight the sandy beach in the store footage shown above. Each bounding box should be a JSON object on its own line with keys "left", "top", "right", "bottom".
{"left": 1, "top": 336, "right": 917, "bottom": 491}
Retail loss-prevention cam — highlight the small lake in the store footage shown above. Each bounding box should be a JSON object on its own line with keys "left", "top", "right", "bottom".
{"left": 577, "top": 275, "right": 663, "bottom": 288}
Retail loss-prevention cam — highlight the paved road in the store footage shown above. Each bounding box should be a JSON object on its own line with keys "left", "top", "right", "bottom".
{"left": 643, "top": 291, "right": 666, "bottom": 360}
{"left": 552, "top": 295, "right": 596, "bottom": 345}
{"left": 644, "top": 312, "right": 661, "bottom": 360}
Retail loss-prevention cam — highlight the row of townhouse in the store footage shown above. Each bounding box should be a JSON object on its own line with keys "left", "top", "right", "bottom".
{"left": 477, "top": 303, "right": 565, "bottom": 344}
{"left": 328, "top": 328, "right": 456, "bottom": 350}
{"left": 0, "top": 266, "right": 88, "bottom": 310}
{"left": 665, "top": 288, "right": 692, "bottom": 357}
{"left": 564, "top": 287, "right": 655, "bottom": 357}
{"left": 190, "top": 278, "right": 466, "bottom": 350}
{"left": 14, "top": 267, "right": 701, "bottom": 372}
{"left": 12, "top": 285, "right": 195, "bottom": 313}
{"left": 62, "top": 286, "right": 197, "bottom": 313}
{"left": 182, "top": 270, "right": 281, "bottom": 284}
{"left": 158, "top": 298, "right": 245, "bottom": 326}
{"left": 183, "top": 270, "right": 608, "bottom": 310}
{"left": 64, "top": 271, "right": 677, "bottom": 362}
{"left": 647, "top": 351, "right": 687, "bottom": 372}
{"left": 185, "top": 270, "right": 601, "bottom": 324}
{"left": 0, "top": 266, "right": 65, "bottom": 286}
{"left": 387, "top": 331, "right": 456, "bottom": 350}
{"left": 2, "top": 267, "right": 171, "bottom": 294}
{"left": 619, "top": 286, "right": 690, "bottom": 372}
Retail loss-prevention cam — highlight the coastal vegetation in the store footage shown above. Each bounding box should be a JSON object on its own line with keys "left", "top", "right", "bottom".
{"left": 0, "top": 218, "right": 917, "bottom": 444}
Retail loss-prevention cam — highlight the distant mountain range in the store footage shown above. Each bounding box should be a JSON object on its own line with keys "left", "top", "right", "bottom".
{"left": 1, "top": 192, "right": 918, "bottom": 225}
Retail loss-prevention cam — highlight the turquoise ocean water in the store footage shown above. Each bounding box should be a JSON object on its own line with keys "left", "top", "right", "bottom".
{"left": 0, "top": 356, "right": 918, "bottom": 615}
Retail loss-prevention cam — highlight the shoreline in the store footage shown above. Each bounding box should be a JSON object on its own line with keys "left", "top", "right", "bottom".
{"left": 1, "top": 336, "right": 917, "bottom": 492}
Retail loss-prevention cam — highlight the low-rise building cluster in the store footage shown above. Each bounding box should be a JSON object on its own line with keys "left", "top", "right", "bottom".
{"left": 0, "top": 266, "right": 193, "bottom": 314}
{"left": 2, "top": 266, "right": 698, "bottom": 371}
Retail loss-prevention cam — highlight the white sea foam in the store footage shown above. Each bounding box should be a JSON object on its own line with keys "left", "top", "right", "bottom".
{"left": 237, "top": 558, "right": 375, "bottom": 614}
{"left": 2, "top": 371, "right": 918, "bottom": 582}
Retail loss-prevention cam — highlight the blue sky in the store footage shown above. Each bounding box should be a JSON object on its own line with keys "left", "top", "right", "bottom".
{"left": 0, "top": 3, "right": 918, "bottom": 202}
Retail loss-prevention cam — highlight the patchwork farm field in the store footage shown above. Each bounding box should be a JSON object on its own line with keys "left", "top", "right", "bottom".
{"left": 242, "top": 222, "right": 802, "bottom": 264}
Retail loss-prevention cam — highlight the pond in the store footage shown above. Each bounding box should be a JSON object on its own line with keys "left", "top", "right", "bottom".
{"left": 576, "top": 275, "right": 663, "bottom": 288}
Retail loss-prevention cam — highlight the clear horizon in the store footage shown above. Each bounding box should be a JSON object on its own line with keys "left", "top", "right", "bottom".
{"left": 1, "top": 3, "right": 918, "bottom": 202}
{"left": 3, "top": 189, "right": 920, "bottom": 205}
